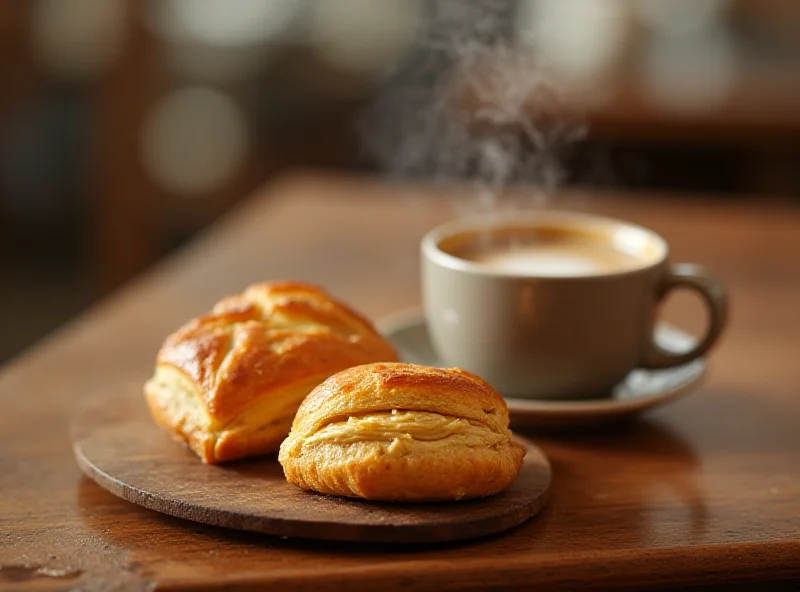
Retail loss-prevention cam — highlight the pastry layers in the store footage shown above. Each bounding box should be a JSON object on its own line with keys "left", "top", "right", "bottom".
{"left": 278, "top": 362, "right": 526, "bottom": 501}
{"left": 144, "top": 281, "right": 398, "bottom": 463}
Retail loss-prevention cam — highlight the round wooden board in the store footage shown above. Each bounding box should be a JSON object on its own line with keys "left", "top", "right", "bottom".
{"left": 71, "top": 397, "right": 551, "bottom": 544}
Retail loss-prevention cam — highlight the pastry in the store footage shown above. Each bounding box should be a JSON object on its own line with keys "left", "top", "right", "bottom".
{"left": 278, "top": 362, "right": 525, "bottom": 501}
{"left": 144, "top": 281, "right": 398, "bottom": 464}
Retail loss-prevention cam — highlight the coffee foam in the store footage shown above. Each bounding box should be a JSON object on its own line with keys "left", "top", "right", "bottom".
{"left": 439, "top": 223, "right": 660, "bottom": 276}
{"left": 472, "top": 245, "right": 617, "bottom": 276}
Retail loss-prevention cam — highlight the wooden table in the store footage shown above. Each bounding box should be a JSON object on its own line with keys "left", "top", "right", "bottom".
{"left": 2, "top": 173, "right": 799, "bottom": 591}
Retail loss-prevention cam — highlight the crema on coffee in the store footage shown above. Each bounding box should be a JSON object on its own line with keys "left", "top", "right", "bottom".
{"left": 439, "top": 225, "right": 658, "bottom": 276}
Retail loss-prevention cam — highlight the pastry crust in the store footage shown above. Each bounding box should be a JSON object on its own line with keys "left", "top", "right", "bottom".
{"left": 278, "top": 362, "right": 526, "bottom": 501}
{"left": 144, "top": 281, "right": 398, "bottom": 464}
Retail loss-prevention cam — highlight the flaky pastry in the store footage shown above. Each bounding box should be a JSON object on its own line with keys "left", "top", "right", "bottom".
{"left": 278, "top": 362, "right": 526, "bottom": 501}
{"left": 144, "top": 281, "right": 398, "bottom": 464}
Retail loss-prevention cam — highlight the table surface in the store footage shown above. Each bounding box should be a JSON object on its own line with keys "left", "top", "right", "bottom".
{"left": 2, "top": 173, "right": 799, "bottom": 591}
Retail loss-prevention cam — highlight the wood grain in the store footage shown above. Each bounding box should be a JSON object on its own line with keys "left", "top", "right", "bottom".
{"left": 1, "top": 173, "right": 800, "bottom": 591}
{"left": 71, "top": 395, "right": 550, "bottom": 544}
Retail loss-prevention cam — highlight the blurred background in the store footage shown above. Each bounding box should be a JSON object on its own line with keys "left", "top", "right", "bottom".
{"left": 1, "top": 0, "right": 799, "bottom": 362}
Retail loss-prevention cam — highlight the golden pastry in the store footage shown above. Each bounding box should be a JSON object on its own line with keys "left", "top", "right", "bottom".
{"left": 144, "top": 281, "right": 398, "bottom": 464}
{"left": 278, "top": 362, "right": 526, "bottom": 502}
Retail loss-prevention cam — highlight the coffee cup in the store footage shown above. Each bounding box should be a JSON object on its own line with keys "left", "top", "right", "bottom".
{"left": 421, "top": 211, "right": 728, "bottom": 399}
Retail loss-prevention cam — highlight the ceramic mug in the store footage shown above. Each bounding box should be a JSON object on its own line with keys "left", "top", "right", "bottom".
{"left": 421, "top": 211, "right": 728, "bottom": 399}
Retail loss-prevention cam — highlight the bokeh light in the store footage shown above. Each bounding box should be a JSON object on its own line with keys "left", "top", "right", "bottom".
{"left": 307, "top": 0, "right": 422, "bottom": 75}
{"left": 636, "top": 0, "right": 733, "bottom": 37}
{"left": 517, "top": 0, "right": 631, "bottom": 88}
{"left": 640, "top": 27, "right": 738, "bottom": 113}
{"left": 31, "top": 0, "right": 125, "bottom": 78}
{"left": 141, "top": 87, "right": 249, "bottom": 196}
{"left": 151, "top": 0, "right": 301, "bottom": 47}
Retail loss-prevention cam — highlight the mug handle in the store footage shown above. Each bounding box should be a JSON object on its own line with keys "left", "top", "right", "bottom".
{"left": 640, "top": 263, "right": 728, "bottom": 369}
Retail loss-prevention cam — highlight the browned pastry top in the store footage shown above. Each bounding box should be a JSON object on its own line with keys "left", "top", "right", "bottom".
{"left": 156, "top": 281, "right": 398, "bottom": 424}
{"left": 292, "top": 362, "right": 511, "bottom": 438}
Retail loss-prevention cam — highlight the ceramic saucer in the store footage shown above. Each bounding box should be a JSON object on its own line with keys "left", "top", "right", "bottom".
{"left": 377, "top": 308, "right": 706, "bottom": 429}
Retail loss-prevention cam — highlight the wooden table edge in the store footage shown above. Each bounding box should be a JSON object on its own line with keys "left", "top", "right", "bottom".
{"left": 148, "top": 540, "right": 800, "bottom": 591}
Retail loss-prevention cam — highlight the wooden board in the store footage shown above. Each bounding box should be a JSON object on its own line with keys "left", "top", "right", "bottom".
{"left": 70, "top": 396, "right": 551, "bottom": 544}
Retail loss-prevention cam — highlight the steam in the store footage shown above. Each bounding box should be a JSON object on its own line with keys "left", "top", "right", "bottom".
{"left": 359, "top": 0, "right": 586, "bottom": 214}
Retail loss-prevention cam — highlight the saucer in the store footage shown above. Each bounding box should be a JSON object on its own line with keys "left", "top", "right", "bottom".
{"left": 377, "top": 308, "right": 706, "bottom": 429}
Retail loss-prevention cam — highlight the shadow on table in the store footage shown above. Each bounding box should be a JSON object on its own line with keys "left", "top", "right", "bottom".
{"left": 517, "top": 416, "right": 711, "bottom": 548}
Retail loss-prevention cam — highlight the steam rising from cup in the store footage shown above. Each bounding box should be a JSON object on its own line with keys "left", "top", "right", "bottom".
{"left": 359, "top": 0, "right": 587, "bottom": 214}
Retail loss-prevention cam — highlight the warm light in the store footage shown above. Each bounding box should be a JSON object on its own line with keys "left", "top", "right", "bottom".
{"left": 635, "top": 0, "right": 732, "bottom": 37}
{"left": 151, "top": 0, "right": 300, "bottom": 47}
{"left": 141, "top": 87, "right": 249, "bottom": 196}
{"left": 307, "top": 0, "right": 421, "bottom": 74}
{"left": 31, "top": 0, "right": 125, "bottom": 78}
{"left": 640, "top": 28, "right": 737, "bottom": 113}
{"left": 517, "top": 0, "right": 631, "bottom": 87}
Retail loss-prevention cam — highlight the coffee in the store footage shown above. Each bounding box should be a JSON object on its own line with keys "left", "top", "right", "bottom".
{"left": 422, "top": 212, "right": 728, "bottom": 399}
{"left": 468, "top": 244, "right": 642, "bottom": 276}
{"left": 439, "top": 225, "right": 655, "bottom": 277}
